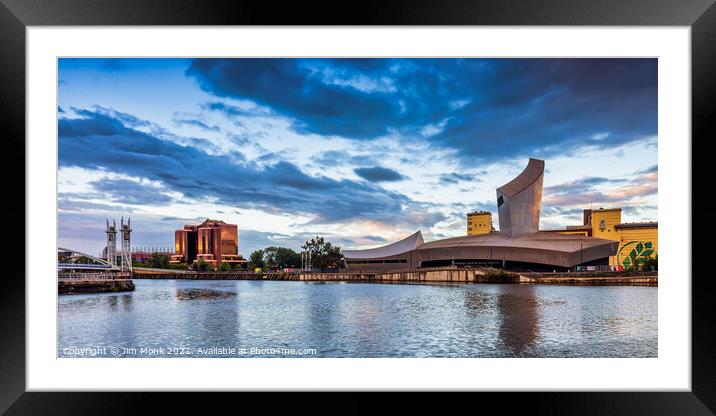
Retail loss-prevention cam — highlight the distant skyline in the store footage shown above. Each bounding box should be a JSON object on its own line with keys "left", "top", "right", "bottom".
{"left": 58, "top": 58, "right": 657, "bottom": 256}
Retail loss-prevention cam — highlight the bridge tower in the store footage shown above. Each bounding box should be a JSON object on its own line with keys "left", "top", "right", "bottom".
{"left": 120, "top": 217, "right": 132, "bottom": 271}
{"left": 105, "top": 219, "right": 117, "bottom": 266}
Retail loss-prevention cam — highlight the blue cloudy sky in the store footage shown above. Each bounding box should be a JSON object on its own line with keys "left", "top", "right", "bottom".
{"left": 58, "top": 58, "right": 658, "bottom": 256}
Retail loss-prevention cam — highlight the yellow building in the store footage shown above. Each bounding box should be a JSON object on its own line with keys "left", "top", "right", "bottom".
{"left": 549, "top": 208, "right": 658, "bottom": 269}
{"left": 614, "top": 223, "right": 658, "bottom": 269}
{"left": 467, "top": 211, "right": 494, "bottom": 236}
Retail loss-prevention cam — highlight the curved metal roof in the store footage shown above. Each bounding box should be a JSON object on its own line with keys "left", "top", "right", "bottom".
{"left": 417, "top": 231, "right": 614, "bottom": 253}
{"left": 415, "top": 232, "right": 618, "bottom": 268}
{"left": 497, "top": 158, "right": 545, "bottom": 197}
{"left": 343, "top": 231, "right": 424, "bottom": 259}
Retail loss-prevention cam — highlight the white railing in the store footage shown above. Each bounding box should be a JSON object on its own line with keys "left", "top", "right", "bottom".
{"left": 58, "top": 272, "right": 131, "bottom": 280}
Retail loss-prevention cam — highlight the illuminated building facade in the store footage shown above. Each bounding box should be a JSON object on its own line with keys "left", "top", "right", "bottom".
{"left": 170, "top": 219, "right": 246, "bottom": 267}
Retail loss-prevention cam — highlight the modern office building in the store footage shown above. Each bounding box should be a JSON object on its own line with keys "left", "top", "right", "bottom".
{"left": 170, "top": 219, "right": 246, "bottom": 267}
{"left": 344, "top": 158, "right": 622, "bottom": 272}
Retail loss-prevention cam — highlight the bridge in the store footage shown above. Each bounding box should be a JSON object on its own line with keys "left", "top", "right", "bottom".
{"left": 58, "top": 246, "right": 121, "bottom": 271}
{"left": 58, "top": 247, "right": 135, "bottom": 293}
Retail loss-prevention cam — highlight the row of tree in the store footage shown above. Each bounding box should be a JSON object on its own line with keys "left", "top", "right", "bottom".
{"left": 248, "top": 237, "right": 343, "bottom": 271}
{"left": 131, "top": 236, "right": 344, "bottom": 272}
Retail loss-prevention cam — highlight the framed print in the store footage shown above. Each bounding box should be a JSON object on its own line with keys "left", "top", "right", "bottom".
{"left": 3, "top": 0, "right": 714, "bottom": 413}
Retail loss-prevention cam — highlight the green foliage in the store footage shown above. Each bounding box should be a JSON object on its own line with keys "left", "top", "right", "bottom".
{"left": 642, "top": 254, "right": 658, "bottom": 271}
{"left": 218, "top": 262, "right": 231, "bottom": 272}
{"left": 147, "top": 253, "right": 171, "bottom": 269}
{"left": 620, "top": 241, "right": 657, "bottom": 271}
{"left": 75, "top": 256, "right": 94, "bottom": 264}
{"left": 196, "top": 259, "right": 213, "bottom": 272}
{"left": 248, "top": 250, "right": 265, "bottom": 271}
{"left": 301, "top": 236, "right": 343, "bottom": 271}
{"left": 169, "top": 262, "right": 189, "bottom": 270}
{"left": 263, "top": 246, "right": 301, "bottom": 270}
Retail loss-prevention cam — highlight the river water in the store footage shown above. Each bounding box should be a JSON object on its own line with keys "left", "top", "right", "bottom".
{"left": 58, "top": 279, "right": 657, "bottom": 358}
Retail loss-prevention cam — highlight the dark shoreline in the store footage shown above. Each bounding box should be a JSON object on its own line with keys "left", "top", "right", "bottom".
{"left": 58, "top": 279, "right": 135, "bottom": 294}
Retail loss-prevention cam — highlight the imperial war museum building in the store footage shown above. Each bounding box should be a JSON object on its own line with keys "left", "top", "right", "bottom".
{"left": 343, "top": 158, "right": 620, "bottom": 272}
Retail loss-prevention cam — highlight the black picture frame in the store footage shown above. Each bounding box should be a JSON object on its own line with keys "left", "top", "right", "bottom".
{"left": 2, "top": 0, "right": 712, "bottom": 413}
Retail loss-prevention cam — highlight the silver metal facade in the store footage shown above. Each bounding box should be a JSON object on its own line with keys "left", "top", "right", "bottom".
{"left": 496, "top": 158, "right": 544, "bottom": 237}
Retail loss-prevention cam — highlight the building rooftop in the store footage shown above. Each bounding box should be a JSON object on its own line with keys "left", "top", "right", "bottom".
{"left": 497, "top": 158, "right": 545, "bottom": 197}
{"left": 615, "top": 222, "right": 658, "bottom": 229}
{"left": 343, "top": 231, "right": 424, "bottom": 259}
{"left": 417, "top": 231, "right": 616, "bottom": 253}
{"left": 540, "top": 225, "right": 591, "bottom": 232}
{"left": 565, "top": 225, "right": 593, "bottom": 230}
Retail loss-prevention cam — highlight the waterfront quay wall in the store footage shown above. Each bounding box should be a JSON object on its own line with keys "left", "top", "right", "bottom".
{"left": 58, "top": 272, "right": 135, "bottom": 294}
{"left": 132, "top": 267, "right": 657, "bottom": 286}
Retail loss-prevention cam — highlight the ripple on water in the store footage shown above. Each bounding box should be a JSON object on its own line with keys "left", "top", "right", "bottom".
{"left": 58, "top": 280, "right": 657, "bottom": 358}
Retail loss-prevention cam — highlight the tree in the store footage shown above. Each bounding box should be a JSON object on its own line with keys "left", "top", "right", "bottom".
{"left": 148, "top": 253, "right": 170, "bottom": 269}
{"left": 301, "top": 236, "right": 343, "bottom": 271}
{"left": 263, "top": 246, "right": 301, "bottom": 270}
{"left": 218, "top": 262, "right": 231, "bottom": 272}
{"left": 196, "top": 259, "right": 212, "bottom": 272}
{"left": 248, "top": 249, "right": 265, "bottom": 271}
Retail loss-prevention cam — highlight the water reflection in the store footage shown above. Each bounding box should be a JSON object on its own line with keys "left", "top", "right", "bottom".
{"left": 106, "top": 295, "right": 118, "bottom": 312}
{"left": 58, "top": 280, "right": 657, "bottom": 358}
{"left": 497, "top": 286, "right": 539, "bottom": 356}
{"left": 175, "top": 288, "right": 237, "bottom": 300}
{"left": 120, "top": 294, "right": 133, "bottom": 312}
{"left": 463, "top": 290, "right": 493, "bottom": 315}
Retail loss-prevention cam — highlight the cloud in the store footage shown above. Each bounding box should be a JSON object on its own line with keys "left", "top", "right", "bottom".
{"left": 543, "top": 167, "right": 658, "bottom": 208}
{"left": 363, "top": 235, "right": 387, "bottom": 242}
{"left": 354, "top": 167, "right": 407, "bottom": 182}
{"left": 311, "top": 150, "right": 376, "bottom": 167}
{"left": 439, "top": 172, "right": 480, "bottom": 185}
{"left": 186, "top": 58, "right": 657, "bottom": 162}
{"left": 202, "top": 101, "right": 268, "bottom": 118}
{"left": 58, "top": 108, "right": 443, "bottom": 227}
{"left": 90, "top": 178, "right": 175, "bottom": 205}
{"left": 544, "top": 176, "right": 627, "bottom": 195}
{"left": 173, "top": 117, "right": 220, "bottom": 132}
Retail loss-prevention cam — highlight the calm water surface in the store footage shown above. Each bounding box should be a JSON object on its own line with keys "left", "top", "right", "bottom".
{"left": 58, "top": 280, "right": 657, "bottom": 358}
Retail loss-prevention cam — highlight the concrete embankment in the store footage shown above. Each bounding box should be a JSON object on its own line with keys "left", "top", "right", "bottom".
{"left": 132, "top": 267, "right": 656, "bottom": 286}
{"left": 58, "top": 279, "right": 135, "bottom": 294}
{"left": 517, "top": 271, "right": 657, "bottom": 285}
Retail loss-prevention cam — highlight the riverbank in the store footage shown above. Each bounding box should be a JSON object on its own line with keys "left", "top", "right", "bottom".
{"left": 132, "top": 267, "right": 657, "bottom": 286}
